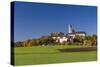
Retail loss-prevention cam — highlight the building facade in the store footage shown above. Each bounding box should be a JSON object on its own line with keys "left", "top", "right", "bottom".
{"left": 52, "top": 24, "right": 86, "bottom": 43}
{"left": 67, "top": 24, "right": 86, "bottom": 38}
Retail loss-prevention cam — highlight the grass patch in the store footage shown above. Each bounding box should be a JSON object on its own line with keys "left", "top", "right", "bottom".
{"left": 13, "top": 45, "right": 97, "bottom": 66}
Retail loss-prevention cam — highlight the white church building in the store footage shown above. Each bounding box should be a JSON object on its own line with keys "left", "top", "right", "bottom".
{"left": 52, "top": 24, "right": 86, "bottom": 43}
{"left": 67, "top": 24, "right": 86, "bottom": 38}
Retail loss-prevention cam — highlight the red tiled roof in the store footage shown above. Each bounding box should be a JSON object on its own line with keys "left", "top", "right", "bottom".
{"left": 68, "top": 32, "right": 86, "bottom": 34}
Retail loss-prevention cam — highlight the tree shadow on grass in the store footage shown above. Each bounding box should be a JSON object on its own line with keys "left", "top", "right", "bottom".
{"left": 58, "top": 46, "right": 97, "bottom": 52}
{"left": 12, "top": 47, "right": 97, "bottom": 55}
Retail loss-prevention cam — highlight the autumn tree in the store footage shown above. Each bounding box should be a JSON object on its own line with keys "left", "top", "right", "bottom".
{"left": 40, "top": 35, "right": 53, "bottom": 45}
{"left": 23, "top": 39, "right": 31, "bottom": 47}
{"left": 91, "top": 34, "right": 97, "bottom": 46}
{"left": 28, "top": 39, "right": 38, "bottom": 46}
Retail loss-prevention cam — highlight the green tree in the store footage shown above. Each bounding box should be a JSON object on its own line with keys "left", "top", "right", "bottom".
{"left": 50, "top": 32, "right": 64, "bottom": 37}
{"left": 85, "top": 35, "right": 91, "bottom": 40}
{"left": 91, "top": 34, "right": 97, "bottom": 41}
{"left": 15, "top": 41, "right": 23, "bottom": 47}
{"left": 40, "top": 35, "right": 53, "bottom": 45}
{"left": 29, "top": 39, "right": 38, "bottom": 46}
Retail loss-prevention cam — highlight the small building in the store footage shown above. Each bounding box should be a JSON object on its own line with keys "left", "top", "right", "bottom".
{"left": 52, "top": 36, "right": 68, "bottom": 44}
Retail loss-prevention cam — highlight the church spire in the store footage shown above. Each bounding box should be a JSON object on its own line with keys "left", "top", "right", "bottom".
{"left": 68, "top": 24, "right": 75, "bottom": 33}
{"left": 68, "top": 24, "right": 73, "bottom": 33}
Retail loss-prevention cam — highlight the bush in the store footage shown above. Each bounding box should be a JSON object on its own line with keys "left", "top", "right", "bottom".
{"left": 66, "top": 42, "right": 73, "bottom": 45}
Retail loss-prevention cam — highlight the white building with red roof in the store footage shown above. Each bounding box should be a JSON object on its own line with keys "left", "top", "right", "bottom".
{"left": 67, "top": 24, "right": 86, "bottom": 38}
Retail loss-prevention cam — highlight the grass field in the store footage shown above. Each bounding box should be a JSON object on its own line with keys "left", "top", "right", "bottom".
{"left": 13, "top": 45, "right": 97, "bottom": 66}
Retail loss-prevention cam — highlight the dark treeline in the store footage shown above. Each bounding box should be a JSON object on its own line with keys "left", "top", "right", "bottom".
{"left": 14, "top": 32, "right": 97, "bottom": 47}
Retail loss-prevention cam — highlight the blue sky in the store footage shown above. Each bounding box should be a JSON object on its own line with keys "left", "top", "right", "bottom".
{"left": 13, "top": 1, "right": 97, "bottom": 41}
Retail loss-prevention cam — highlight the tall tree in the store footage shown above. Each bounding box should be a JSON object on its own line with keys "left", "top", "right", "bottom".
{"left": 23, "top": 39, "right": 31, "bottom": 47}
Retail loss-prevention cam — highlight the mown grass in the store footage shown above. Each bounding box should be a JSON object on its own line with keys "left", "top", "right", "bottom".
{"left": 13, "top": 45, "right": 97, "bottom": 66}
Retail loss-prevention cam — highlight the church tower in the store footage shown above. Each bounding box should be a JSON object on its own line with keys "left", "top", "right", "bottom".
{"left": 68, "top": 24, "right": 73, "bottom": 33}
{"left": 68, "top": 24, "right": 75, "bottom": 33}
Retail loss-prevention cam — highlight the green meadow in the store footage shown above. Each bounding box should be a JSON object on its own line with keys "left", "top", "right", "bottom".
{"left": 14, "top": 45, "right": 97, "bottom": 66}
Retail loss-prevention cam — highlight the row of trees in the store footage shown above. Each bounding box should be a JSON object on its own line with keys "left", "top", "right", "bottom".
{"left": 83, "top": 34, "right": 97, "bottom": 46}
{"left": 14, "top": 32, "right": 97, "bottom": 47}
{"left": 15, "top": 35, "right": 54, "bottom": 47}
{"left": 14, "top": 32, "right": 64, "bottom": 47}
{"left": 71, "top": 34, "right": 97, "bottom": 46}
